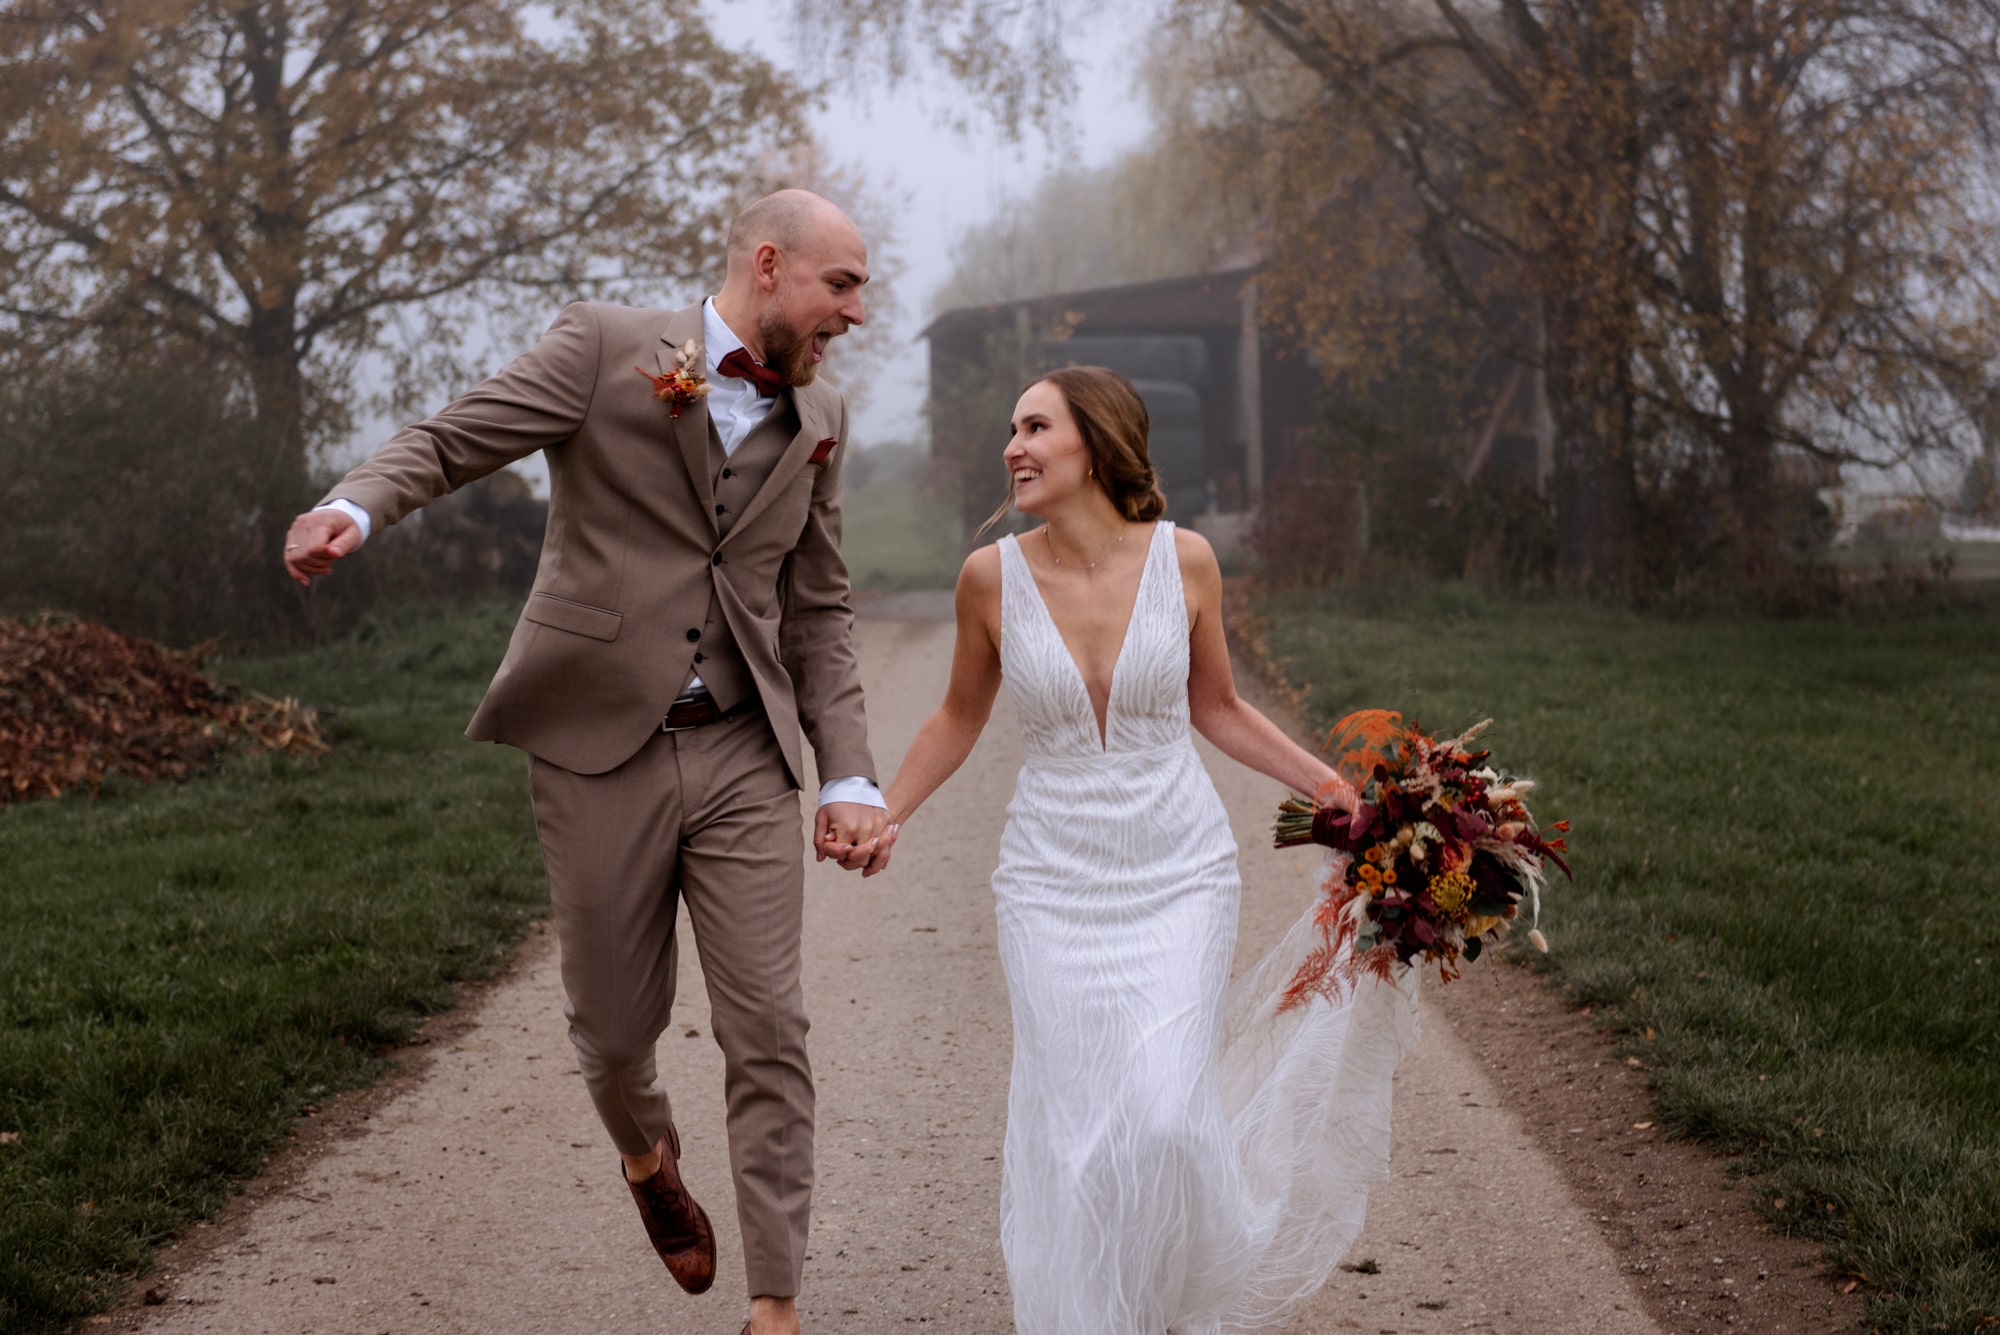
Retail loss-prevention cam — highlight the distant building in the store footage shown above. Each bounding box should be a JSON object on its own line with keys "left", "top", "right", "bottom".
{"left": 922, "top": 265, "right": 1588, "bottom": 580}
{"left": 921, "top": 266, "right": 1320, "bottom": 546}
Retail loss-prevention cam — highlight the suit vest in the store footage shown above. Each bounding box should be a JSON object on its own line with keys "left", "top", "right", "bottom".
{"left": 686, "top": 396, "right": 799, "bottom": 710}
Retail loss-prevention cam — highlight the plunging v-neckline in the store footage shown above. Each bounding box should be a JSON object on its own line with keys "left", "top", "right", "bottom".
{"left": 1014, "top": 522, "right": 1160, "bottom": 750}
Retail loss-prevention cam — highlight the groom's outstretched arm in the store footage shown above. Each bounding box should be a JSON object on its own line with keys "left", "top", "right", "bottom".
{"left": 284, "top": 303, "right": 600, "bottom": 584}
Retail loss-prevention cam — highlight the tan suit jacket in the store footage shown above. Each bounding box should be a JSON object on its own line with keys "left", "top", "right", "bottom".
{"left": 322, "top": 301, "right": 874, "bottom": 788}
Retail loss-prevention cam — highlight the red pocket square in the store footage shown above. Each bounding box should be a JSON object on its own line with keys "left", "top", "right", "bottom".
{"left": 809, "top": 436, "right": 839, "bottom": 467}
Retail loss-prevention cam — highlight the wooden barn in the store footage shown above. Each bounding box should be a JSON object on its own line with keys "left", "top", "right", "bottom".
{"left": 921, "top": 266, "right": 1320, "bottom": 547}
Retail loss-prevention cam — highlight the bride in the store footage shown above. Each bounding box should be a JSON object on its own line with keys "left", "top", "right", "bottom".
{"left": 861, "top": 366, "right": 1419, "bottom": 1334}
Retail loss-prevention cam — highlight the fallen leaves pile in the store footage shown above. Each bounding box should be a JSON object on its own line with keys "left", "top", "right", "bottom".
{"left": 0, "top": 615, "right": 326, "bottom": 806}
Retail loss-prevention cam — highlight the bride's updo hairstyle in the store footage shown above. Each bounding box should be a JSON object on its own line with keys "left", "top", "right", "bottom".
{"left": 979, "top": 365, "right": 1169, "bottom": 539}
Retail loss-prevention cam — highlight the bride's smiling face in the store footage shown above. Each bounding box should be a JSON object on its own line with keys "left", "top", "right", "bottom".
{"left": 1004, "top": 381, "right": 1093, "bottom": 517}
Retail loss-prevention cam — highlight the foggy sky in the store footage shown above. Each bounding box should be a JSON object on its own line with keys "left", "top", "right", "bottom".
{"left": 707, "top": 2, "right": 1157, "bottom": 448}
{"left": 337, "top": 4, "right": 1155, "bottom": 479}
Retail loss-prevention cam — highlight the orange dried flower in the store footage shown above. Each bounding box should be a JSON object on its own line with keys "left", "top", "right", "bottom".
{"left": 636, "top": 365, "right": 711, "bottom": 418}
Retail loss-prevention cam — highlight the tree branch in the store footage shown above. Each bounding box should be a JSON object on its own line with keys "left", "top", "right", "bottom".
{"left": 1430, "top": 0, "right": 1532, "bottom": 109}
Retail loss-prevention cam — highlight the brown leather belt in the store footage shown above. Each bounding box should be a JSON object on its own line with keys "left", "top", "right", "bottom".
{"left": 660, "top": 695, "right": 724, "bottom": 735}
{"left": 660, "top": 691, "right": 728, "bottom": 732}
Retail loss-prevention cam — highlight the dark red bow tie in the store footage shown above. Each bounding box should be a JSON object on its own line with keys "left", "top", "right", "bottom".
{"left": 717, "top": 347, "right": 786, "bottom": 397}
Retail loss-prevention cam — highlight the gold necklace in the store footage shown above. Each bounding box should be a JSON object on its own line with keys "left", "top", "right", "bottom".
{"left": 1045, "top": 523, "right": 1126, "bottom": 570}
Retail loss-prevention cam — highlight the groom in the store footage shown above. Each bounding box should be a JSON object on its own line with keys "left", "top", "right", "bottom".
{"left": 282, "top": 190, "right": 887, "bottom": 1335}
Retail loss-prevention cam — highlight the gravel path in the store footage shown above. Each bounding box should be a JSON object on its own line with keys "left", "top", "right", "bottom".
{"left": 130, "top": 601, "right": 1662, "bottom": 1335}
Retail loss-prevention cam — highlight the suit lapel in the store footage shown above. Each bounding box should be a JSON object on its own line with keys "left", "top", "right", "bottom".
{"left": 721, "top": 383, "right": 830, "bottom": 546}
{"left": 658, "top": 305, "right": 718, "bottom": 533}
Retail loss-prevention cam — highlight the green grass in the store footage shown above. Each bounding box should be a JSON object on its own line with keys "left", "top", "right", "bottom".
{"left": 1256, "top": 583, "right": 2000, "bottom": 1334}
{"left": 0, "top": 605, "right": 547, "bottom": 1335}
{"left": 1946, "top": 539, "right": 2000, "bottom": 570}
{"left": 1832, "top": 538, "right": 2000, "bottom": 574}
{"left": 840, "top": 472, "right": 963, "bottom": 591}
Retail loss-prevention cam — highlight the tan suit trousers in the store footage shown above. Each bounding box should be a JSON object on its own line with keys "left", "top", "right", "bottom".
{"left": 529, "top": 704, "right": 812, "bottom": 1299}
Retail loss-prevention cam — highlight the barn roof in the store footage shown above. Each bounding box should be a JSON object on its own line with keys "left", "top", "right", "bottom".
{"left": 919, "top": 264, "right": 1263, "bottom": 342}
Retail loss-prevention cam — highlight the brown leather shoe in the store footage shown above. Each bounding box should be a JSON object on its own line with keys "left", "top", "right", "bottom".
{"left": 624, "top": 1126, "right": 715, "bottom": 1294}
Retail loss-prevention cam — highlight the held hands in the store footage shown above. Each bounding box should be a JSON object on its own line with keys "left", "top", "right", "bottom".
{"left": 815, "top": 802, "right": 898, "bottom": 877}
{"left": 858, "top": 823, "right": 899, "bottom": 877}
{"left": 283, "top": 508, "right": 362, "bottom": 586}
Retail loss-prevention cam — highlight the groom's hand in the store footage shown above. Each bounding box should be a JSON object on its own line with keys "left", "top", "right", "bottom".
{"left": 815, "top": 802, "right": 886, "bottom": 872}
{"left": 283, "top": 508, "right": 362, "bottom": 586}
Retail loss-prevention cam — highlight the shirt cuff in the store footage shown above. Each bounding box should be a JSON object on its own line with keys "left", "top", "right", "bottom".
{"left": 316, "top": 498, "right": 373, "bottom": 542}
{"left": 816, "top": 776, "right": 886, "bottom": 809}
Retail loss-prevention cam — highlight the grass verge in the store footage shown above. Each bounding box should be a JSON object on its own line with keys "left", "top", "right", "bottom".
{"left": 0, "top": 604, "right": 546, "bottom": 1335}
{"left": 839, "top": 471, "right": 963, "bottom": 591}
{"left": 1255, "top": 583, "right": 2000, "bottom": 1335}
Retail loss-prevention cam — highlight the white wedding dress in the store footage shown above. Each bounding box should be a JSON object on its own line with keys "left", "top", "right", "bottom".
{"left": 991, "top": 522, "right": 1421, "bottom": 1335}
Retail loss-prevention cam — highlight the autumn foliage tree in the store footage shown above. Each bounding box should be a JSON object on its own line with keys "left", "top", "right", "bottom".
{"left": 0, "top": 0, "right": 807, "bottom": 442}
{"left": 0, "top": 0, "right": 809, "bottom": 636}
{"left": 1158, "top": 0, "right": 2000, "bottom": 590}
{"left": 0, "top": 3, "right": 806, "bottom": 476}
{"left": 807, "top": 0, "right": 2000, "bottom": 594}
{"left": 1625, "top": 0, "right": 2000, "bottom": 580}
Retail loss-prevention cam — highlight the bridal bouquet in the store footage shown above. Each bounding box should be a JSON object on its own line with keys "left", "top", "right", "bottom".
{"left": 1273, "top": 710, "right": 1569, "bottom": 1007}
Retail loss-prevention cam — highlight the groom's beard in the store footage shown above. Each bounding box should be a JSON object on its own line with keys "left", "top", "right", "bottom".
{"left": 758, "top": 310, "right": 823, "bottom": 387}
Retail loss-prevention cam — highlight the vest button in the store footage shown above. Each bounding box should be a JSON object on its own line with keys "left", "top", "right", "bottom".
{"left": 712, "top": 552, "right": 723, "bottom": 566}
{"left": 715, "top": 503, "right": 726, "bottom": 515}
{"left": 721, "top": 468, "right": 734, "bottom": 479}
{"left": 686, "top": 628, "right": 700, "bottom": 642}
{"left": 693, "top": 652, "right": 705, "bottom": 664}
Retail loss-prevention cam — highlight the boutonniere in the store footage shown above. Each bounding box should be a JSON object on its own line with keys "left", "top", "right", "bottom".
{"left": 635, "top": 339, "right": 710, "bottom": 418}
{"left": 809, "top": 436, "right": 839, "bottom": 467}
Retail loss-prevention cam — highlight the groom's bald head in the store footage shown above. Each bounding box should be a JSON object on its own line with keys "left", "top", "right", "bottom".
{"left": 726, "top": 189, "right": 860, "bottom": 267}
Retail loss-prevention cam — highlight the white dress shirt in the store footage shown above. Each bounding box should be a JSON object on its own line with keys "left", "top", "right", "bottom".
{"left": 699, "top": 296, "right": 782, "bottom": 454}
{"left": 317, "top": 298, "right": 884, "bottom": 812}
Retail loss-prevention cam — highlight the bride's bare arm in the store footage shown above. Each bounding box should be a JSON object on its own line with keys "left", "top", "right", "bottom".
{"left": 865, "top": 547, "right": 1006, "bottom": 874}
{"left": 1180, "top": 530, "right": 1356, "bottom": 809}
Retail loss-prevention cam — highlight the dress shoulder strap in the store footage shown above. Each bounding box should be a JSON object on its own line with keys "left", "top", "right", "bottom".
{"left": 1148, "top": 520, "right": 1188, "bottom": 630}
{"left": 1143, "top": 519, "right": 1177, "bottom": 583}
{"left": 996, "top": 532, "right": 1025, "bottom": 594}
{"left": 995, "top": 533, "right": 1030, "bottom": 640}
